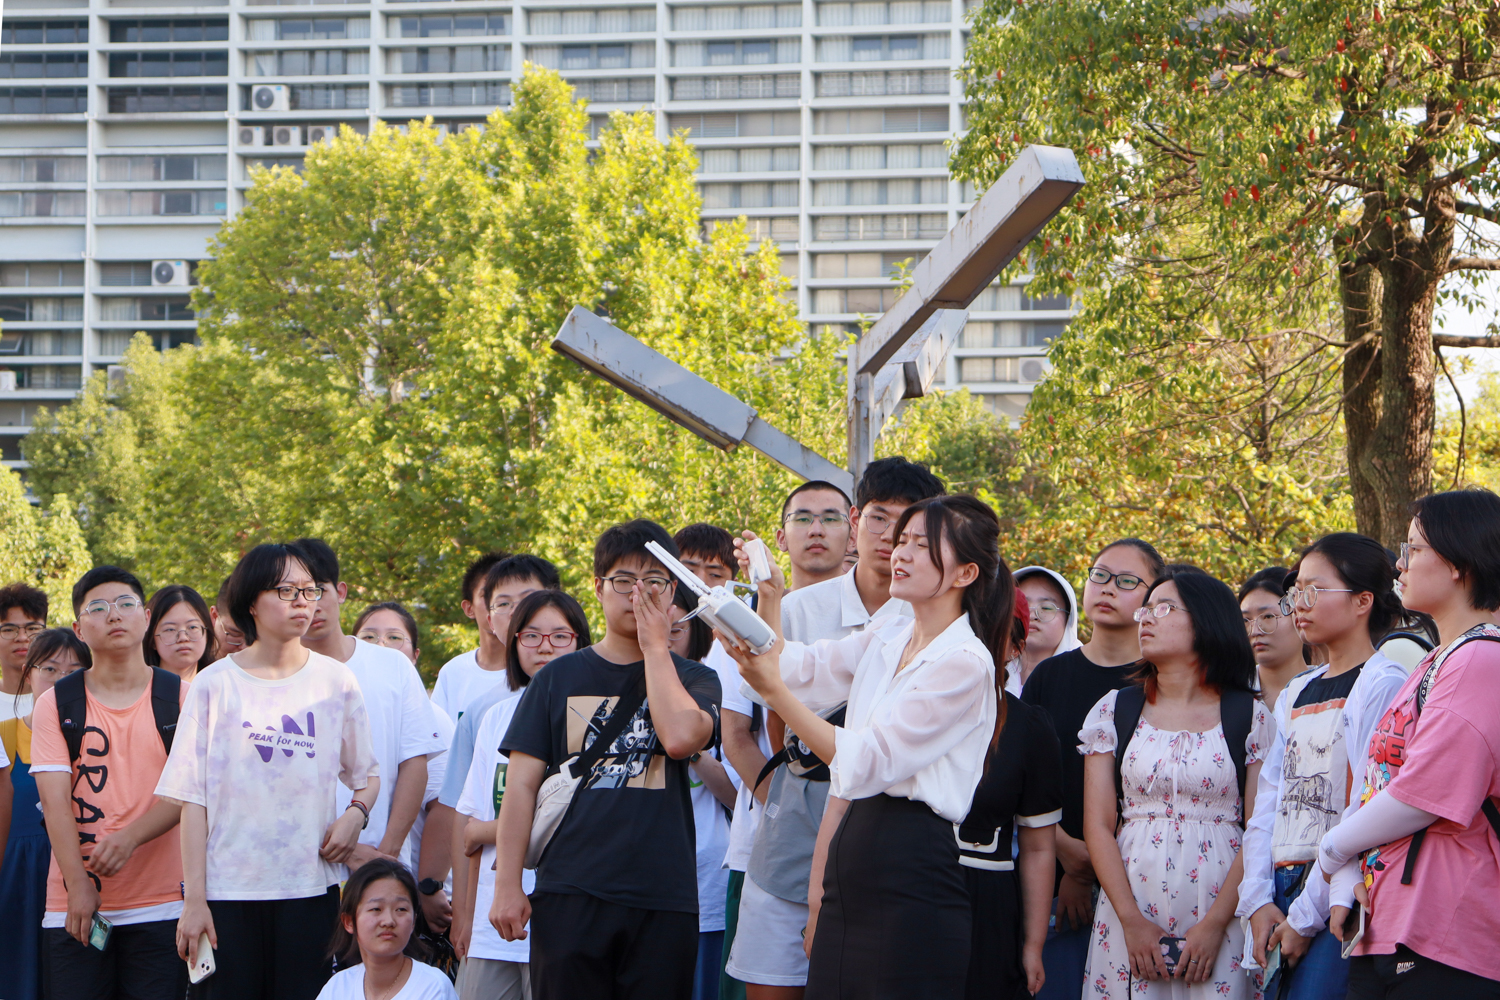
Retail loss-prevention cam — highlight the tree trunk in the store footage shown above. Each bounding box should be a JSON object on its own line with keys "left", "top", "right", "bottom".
{"left": 1339, "top": 241, "right": 1385, "bottom": 542}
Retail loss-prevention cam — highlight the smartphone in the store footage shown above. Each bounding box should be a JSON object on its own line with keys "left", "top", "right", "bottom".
{"left": 188, "top": 931, "right": 216, "bottom": 984}
{"left": 88, "top": 912, "right": 113, "bottom": 951}
{"left": 1159, "top": 935, "right": 1186, "bottom": 973}
{"left": 1264, "top": 942, "right": 1283, "bottom": 982}
{"left": 1340, "top": 903, "right": 1366, "bottom": 960}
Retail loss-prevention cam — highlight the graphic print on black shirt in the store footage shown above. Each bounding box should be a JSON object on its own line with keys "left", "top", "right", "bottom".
{"left": 569, "top": 694, "right": 665, "bottom": 790}
{"left": 1275, "top": 664, "right": 1362, "bottom": 856}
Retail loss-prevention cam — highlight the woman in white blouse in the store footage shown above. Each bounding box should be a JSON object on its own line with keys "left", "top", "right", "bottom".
{"left": 725, "top": 494, "right": 1010, "bottom": 1000}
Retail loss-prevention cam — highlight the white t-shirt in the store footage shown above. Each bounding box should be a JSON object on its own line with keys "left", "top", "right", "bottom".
{"left": 155, "top": 652, "right": 379, "bottom": 900}
{"left": 336, "top": 639, "right": 448, "bottom": 852}
{"left": 316, "top": 959, "right": 457, "bottom": 1000}
{"left": 404, "top": 703, "right": 456, "bottom": 879}
{"left": 691, "top": 647, "right": 735, "bottom": 931}
{"left": 431, "top": 650, "right": 514, "bottom": 724}
{"left": 455, "top": 692, "right": 534, "bottom": 964}
{"left": 0, "top": 690, "right": 33, "bottom": 724}
{"left": 712, "top": 643, "right": 773, "bottom": 873}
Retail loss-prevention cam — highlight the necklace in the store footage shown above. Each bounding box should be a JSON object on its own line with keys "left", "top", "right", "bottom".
{"left": 364, "top": 957, "right": 410, "bottom": 1000}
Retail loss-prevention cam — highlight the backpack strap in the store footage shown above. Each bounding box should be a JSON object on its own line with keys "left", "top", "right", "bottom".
{"left": 1220, "top": 687, "right": 1255, "bottom": 824}
{"left": 1112, "top": 685, "right": 1147, "bottom": 818}
{"left": 55, "top": 668, "right": 89, "bottom": 764}
{"left": 149, "top": 667, "right": 181, "bottom": 754}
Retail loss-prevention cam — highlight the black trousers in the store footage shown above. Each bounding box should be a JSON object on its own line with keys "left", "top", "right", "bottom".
{"left": 43, "top": 919, "right": 185, "bottom": 1000}
{"left": 808, "top": 794, "right": 971, "bottom": 1000}
{"left": 529, "top": 890, "right": 699, "bottom": 1000}
{"left": 191, "top": 888, "right": 340, "bottom": 1000}
{"left": 1348, "top": 946, "right": 1500, "bottom": 1000}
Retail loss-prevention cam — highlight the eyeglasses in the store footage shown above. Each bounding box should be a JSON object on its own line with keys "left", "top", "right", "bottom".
{"left": 602, "top": 575, "right": 672, "bottom": 595}
{"left": 157, "top": 623, "right": 207, "bottom": 642}
{"left": 1398, "top": 542, "right": 1430, "bottom": 569}
{"left": 489, "top": 599, "right": 517, "bottom": 615}
{"left": 0, "top": 622, "right": 44, "bottom": 640}
{"left": 273, "top": 585, "right": 324, "bottom": 602}
{"left": 1088, "top": 567, "right": 1146, "bottom": 591}
{"left": 1133, "top": 603, "right": 1182, "bottom": 623}
{"left": 784, "top": 512, "right": 849, "bottom": 529}
{"left": 1030, "top": 601, "right": 1063, "bottom": 623}
{"left": 1279, "top": 586, "right": 1353, "bottom": 615}
{"left": 859, "top": 510, "right": 894, "bottom": 535}
{"left": 1242, "top": 611, "right": 1288, "bottom": 635}
{"left": 357, "top": 629, "right": 410, "bottom": 647}
{"left": 668, "top": 623, "right": 689, "bottom": 639}
{"left": 81, "top": 596, "right": 143, "bottom": 618}
{"left": 516, "top": 629, "right": 577, "bottom": 649}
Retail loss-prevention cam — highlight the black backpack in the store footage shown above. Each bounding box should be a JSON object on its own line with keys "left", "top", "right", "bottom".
{"left": 1112, "top": 685, "right": 1255, "bottom": 824}
{"left": 55, "top": 667, "right": 181, "bottom": 763}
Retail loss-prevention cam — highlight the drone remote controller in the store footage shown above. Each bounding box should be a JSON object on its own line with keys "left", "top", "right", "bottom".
{"left": 646, "top": 541, "right": 778, "bottom": 655}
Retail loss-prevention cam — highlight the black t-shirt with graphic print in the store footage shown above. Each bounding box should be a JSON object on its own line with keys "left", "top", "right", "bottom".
{"left": 501, "top": 645, "right": 722, "bottom": 913}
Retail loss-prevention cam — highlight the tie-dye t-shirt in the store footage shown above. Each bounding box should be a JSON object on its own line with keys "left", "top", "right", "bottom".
{"left": 155, "top": 651, "right": 378, "bottom": 900}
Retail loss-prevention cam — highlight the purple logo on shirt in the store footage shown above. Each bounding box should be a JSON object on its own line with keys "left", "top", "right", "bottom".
{"left": 241, "top": 713, "right": 318, "bottom": 762}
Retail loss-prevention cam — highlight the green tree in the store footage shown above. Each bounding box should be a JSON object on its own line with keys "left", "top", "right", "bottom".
{"left": 0, "top": 465, "right": 91, "bottom": 615}
{"left": 957, "top": 0, "right": 1500, "bottom": 546}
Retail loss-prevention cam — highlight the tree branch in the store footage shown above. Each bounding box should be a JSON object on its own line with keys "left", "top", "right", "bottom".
{"left": 1433, "top": 333, "right": 1500, "bottom": 348}
{"left": 1446, "top": 256, "right": 1500, "bottom": 273}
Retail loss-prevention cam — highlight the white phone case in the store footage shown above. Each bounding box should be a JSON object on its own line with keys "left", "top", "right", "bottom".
{"left": 188, "top": 931, "right": 216, "bottom": 984}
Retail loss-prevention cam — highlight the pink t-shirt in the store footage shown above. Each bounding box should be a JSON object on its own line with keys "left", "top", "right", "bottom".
{"left": 1357, "top": 638, "right": 1500, "bottom": 980}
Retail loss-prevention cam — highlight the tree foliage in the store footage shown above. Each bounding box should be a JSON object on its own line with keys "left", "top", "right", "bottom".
{"left": 0, "top": 466, "right": 91, "bottom": 616}
{"left": 957, "top": 0, "right": 1500, "bottom": 546}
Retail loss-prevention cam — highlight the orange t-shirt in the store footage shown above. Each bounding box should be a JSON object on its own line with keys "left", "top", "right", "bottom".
{"left": 32, "top": 680, "right": 188, "bottom": 915}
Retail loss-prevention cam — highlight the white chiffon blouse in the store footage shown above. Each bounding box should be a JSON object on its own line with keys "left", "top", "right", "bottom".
{"left": 776, "top": 612, "right": 997, "bottom": 822}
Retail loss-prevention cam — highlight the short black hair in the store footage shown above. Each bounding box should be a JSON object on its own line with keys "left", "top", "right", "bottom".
{"left": 1410, "top": 489, "right": 1500, "bottom": 612}
{"left": 1136, "top": 569, "right": 1257, "bottom": 699}
{"left": 594, "top": 519, "right": 679, "bottom": 579}
{"left": 1096, "top": 537, "right": 1167, "bottom": 582}
{"left": 482, "top": 554, "right": 561, "bottom": 607}
{"left": 674, "top": 523, "right": 737, "bottom": 578}
{"left": 1237, "top": 567, "right": 1293, "bottom": 603}
{"left": 0, "top": 582, "right": 47, "bottom": 624}
{"left": 71, "top": 566, "right": 146, "bottom": 617}
{"left": 17, "top": 628, "right": 90, "bottom": 716}
{"left": 224, "top": 543, "right": 311, "bottom": 645}
{"left": 290, "top": 537, "right": 339, "bottom": 585}
{"left": 505, "top": 590, "right": 593, "bottom": 690}
{"left": 855, "top": 456, "right": 945, "bottom": 509}
{"left": 353, "top": 601, "right": 420, "bottom": 655}
{"left": 145, "top": 585, "right": 217, "bottom": 671}
{"left": 462, "top": 551, "right": 509, "bottom": 606}
{"left": 215, "top": 575, "right": 232, "bottom": 612}
{"left": 781, "top": 480, "right": 852, "bottom": 520}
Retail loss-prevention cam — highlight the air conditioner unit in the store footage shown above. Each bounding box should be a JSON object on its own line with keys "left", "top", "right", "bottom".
{"left": 306, "top": 124, "right": 337, "bottom": 145}
{"left": 237, "top": 125, "right": 265, "bottom": 147}
{"left": 1020, "top": 358, "right": 1049, "bottom": 383}
{"left": 151, "top": 260, "right": 190, "bottom": 287}
{"left": 107, "top": 365, "right": 128, "bottom": 392}
{"left": 250, "top": 84, "right": 290, "bottom": 112}
{"left": 271, "top": 124, "right": 304, "bottom": 147}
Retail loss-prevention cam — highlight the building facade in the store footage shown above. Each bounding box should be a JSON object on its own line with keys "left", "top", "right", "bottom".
{"left": 0, "top": 0, "right": 1070, "bottom": 469}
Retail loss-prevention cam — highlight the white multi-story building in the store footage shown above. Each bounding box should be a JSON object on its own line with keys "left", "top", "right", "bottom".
{"left": 0, "top": 0, "right": 1071, "bottom": 470}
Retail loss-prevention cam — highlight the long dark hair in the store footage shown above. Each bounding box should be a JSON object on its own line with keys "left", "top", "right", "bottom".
{"left": 17, "top": 628, "right": 91, "bottom": 716}
{"left": 1134, "top": 569, "right": 1256, "bottom": 702}
{"left": 144, "top": 585, "right": 217, "bottom": 672}
{"left": 1294, "top": 533, "right": 1435, "bottom": 646}
{"left": 328, "top": 858, "right": 429, "bottom": 968}
{"left": 890, "top": 494, "right": 1014, "bottom": 747}
{"left": 504, "top": 590, "right": 593, "bottom": 691}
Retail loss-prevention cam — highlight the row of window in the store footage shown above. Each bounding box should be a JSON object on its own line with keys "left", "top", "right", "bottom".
{"left": 99, "top": 155, "right": 227, "bottom": 181}
{"left": 958, "top": 355, "right": 1053, "bottom": 384}
{"left": 0, "top": 331, "right": 83, "bottom": 357}
{"left": 0, "top": 54, "right": 89, "bottom": 79}
{"left": 0, "top": 297, "right": 198, "bottom": 323}
{"left": 0, "top": 87, "right": 87, "bottom": 114}
{"left": 673, "top": 39, "right": 801, "bottom": 67}
{"left": 527, "top": 43, "right": 656, "bottom": 71}
{"left": 960, "top": 320, "right": 1067, "bottom": 348}
{"left": 0, "top": 190, "right": 228, "bottom": 217}
{"left": 0, "top": 158, "right": 87, "bottom": 183}
{"left": 569, "top": 77, "right": 653, "bottom": 102}
{"left": 696, "top": 177, "right": 953, "bottom": 209}
{"left": 671, "top": 108, "right": 949, "bottom": 139}
{"left": 0, "top": 366, "right": 82, "bottom": 391}
{"left": 0, "top": 263, "right": 86, "bottom": 288}
{"left": 0, "top": 299, "right": 84, "bottom": 323}
{"left": 249, "top": 49, "right": 369, "bottom": 75}
{"left": 0, "top": 192, "right": 86, "bottom": 218}
{"left": 529, "top": 9, "right": 654, "bottom": 34}
{"left": 110, "top": 51, "right": 230, "bottom": 78}
{"left": 111, "top": 19, "right": 229, "bottom": 43}
{"left": 248, "top": 17, "right": 371, "bottom": 39}
{"left": 672, "top": 5, "right": 800, "bottom": 30}
{"left": 1, "top": 21, "right": 89, "bottom": 45}
{"left": 697, "top": 146, "right": 800, "bottom": 173}
{"left": 701, "top": 181, "right": 799, "bottom": 209}
{"left": 671, "top": 73, "right": 797, "bottom": 101}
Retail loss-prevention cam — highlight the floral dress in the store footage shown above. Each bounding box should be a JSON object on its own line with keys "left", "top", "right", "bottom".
{"left": 1078, "top": 688, "right": 1274, "bottom": 999}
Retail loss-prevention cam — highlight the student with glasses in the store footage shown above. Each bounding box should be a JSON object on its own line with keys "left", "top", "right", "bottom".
{"left": 1237, "top": 568, "right": 1306, "bottom": 713}
{"left": 491, "top": 520, "right": 721, "bottom": 1000}
{"left": 1080, "top": 569, "right": 1271, "bottom": 999}
{"left": 156, "top": 543, "right": 379, "bottom": 1000}
{"left": 0, "top": 582, "right": 48, "bottom": 724}
{"left": 354, "top": 602, "right": 421, "bottom": 666}
{"left": 1, "top": 628, "right": 87, "bottom": 1000}
{"left": 774, "top": 481, "right": 854, "bottom": 591}
{"left": 33, "top": 568, "right": 191, "bottom": 1000}
{"left": 1236, "top": 535, "right": 1416, "bottom": 1000}
{"left": 1009, "top": 567, "right": 1082, "bottom": 694}
{"left": 454, "top": 590, "right": 591, "bottom": 1000}
{"left": 144, "top": 585, "right": 217, "bottom": 681}
{"left": 1020, "top": 538, "right": 1165, "bottom": 1000}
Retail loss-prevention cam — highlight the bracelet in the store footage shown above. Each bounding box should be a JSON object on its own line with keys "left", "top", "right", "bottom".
{"left": 347, "top": 800, "right": 370, "bottom": 830}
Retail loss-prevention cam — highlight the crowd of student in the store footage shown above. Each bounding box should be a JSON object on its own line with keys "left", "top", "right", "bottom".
{"left": 0, "top": 455, "right": 1498, "bottom": 1000}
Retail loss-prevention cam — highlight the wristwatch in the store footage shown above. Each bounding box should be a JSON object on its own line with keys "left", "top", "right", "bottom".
{"left": 418, "top": 878, "right": 443, "bottom": 896}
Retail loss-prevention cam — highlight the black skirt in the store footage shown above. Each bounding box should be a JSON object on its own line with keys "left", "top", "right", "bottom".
{"left": 963, "top": 865, "right": 1025, "bottom": 1000}
{"left": 807, "top": 794, "right": 971, "bottom": 1000}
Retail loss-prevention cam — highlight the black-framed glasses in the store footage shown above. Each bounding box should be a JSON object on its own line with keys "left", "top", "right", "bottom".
{"left": 157, "top": 623, "right": 207, "bottom": 642}
{"left": 1088, "top": 566, "right": 1145, "bottom": 591}
{"left": 516, "top": 629, "right": 577, "bottom": 649}
{"left": 603, "top": 575, "right": 672, "bottom": 595}
{"left": 1279, "top": 586, "right": 1353, "bottom": 615}
{"left": 784, "top": 512, "right": 850, "bottom": 529}
{"left": 273, "top": 585, "right": 324, "bottom": 602}
{"left": 0, "top": 622, "right": 44, "bottom": 640}
{"left": 1133, "top": 602, "right": 1181, "bottom": 623}
{"left": 1030, "top": 601, "right": 1063, "bottom": 623}
{"left": 1242, "top": 611, "right": 1288, "bottom": 635}
{"left": 82, "top": 596, "right": 143, "bottom": 618}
